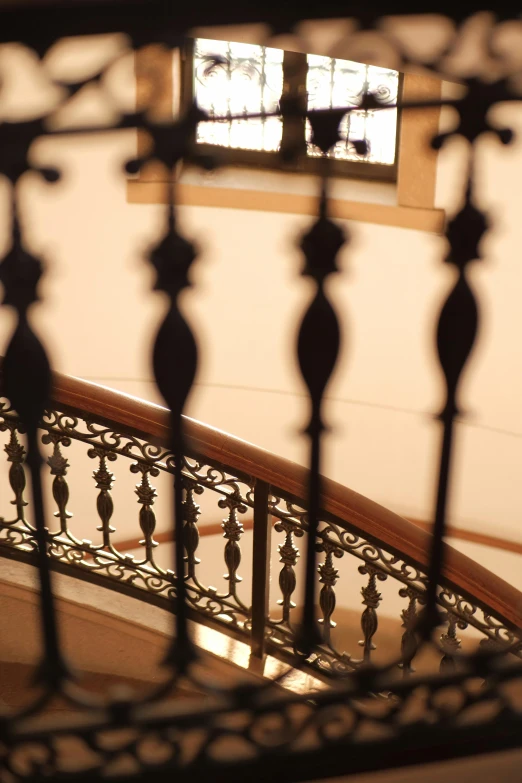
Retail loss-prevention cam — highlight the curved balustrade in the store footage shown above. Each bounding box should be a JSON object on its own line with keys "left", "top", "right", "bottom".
{"left": 1, "top": 367, "right": 521, "bottom": 681}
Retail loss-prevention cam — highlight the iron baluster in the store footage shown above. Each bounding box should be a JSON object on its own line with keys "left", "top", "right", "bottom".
{"left": 149, "top": 177, "right": 199, "bottom": 672}
{"left": 358, "top": 564, "right": 387, "bottom": 664}
{"left": 0, "top": 195, "right": 69, "bottom": 687}
{"left": 182, "top": 476, "right": 203, "bottom": 581}
{"left": 422, "top": 165, "right": 485, "bottom": 640}
{"left": 398, "top": 587, "right": 420, "bottom": 677}
{"left": 2, "top": 424, "right": 28, "bottom": 524}
{"left": 43, "top": 435, "right": 72, "bottom": 535}
{"left": 27, "top": 429, "right": 71, "bottom": 686}
{"left": 131, "top": 91, "right": 209, "bottom": 665}
{"left": 274, "top": 518, "right": 302, "bottom": 626}
{"left": 250, "top": 479, "right": 271, "bottom": 658}
{"left": 219, "top": 494, "right": 247, "bottom": 609}
{"left": 296, "top": 176, "right": 345, "bottom": 656}
{"left": 131, "top": 460, "right": 160, "bottom": 564}
{"left": 317, "top": 540, "right": 342, "bottom": 646}
{"left": 439, "top": 614, "right": 462, "bottom": 673}
{"left": 88, "top": 447, "right": 116, "bottom": 550}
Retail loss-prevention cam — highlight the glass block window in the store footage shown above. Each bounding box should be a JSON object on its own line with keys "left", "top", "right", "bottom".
{"left": 190, "top": 38, "right": 400, "bottom": 175}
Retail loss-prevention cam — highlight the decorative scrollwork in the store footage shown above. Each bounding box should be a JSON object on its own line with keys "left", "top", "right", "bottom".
{"left": 437, "top": 588, "right": 516, "bottom": 653}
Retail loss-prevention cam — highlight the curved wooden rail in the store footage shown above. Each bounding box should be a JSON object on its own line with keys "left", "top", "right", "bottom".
{"left": 42, "top": 369, "right": 522, "bottom": 634}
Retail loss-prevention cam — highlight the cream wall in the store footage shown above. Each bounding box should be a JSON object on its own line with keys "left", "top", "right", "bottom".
{"left": 16, "top": 115, "right": 521, "bottom": 541}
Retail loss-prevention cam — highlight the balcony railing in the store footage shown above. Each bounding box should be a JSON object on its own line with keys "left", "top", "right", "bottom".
{"left": 2, "top": 369, "right": 521, "bottom": 684}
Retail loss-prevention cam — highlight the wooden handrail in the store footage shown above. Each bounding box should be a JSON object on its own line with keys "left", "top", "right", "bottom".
{"left": 4, "top": 367, "right": 522, "bottom": 633}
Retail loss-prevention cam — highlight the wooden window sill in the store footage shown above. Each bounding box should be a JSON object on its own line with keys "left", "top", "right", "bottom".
{"left": 127, "top": 179, "right": 445, "bottom": 233}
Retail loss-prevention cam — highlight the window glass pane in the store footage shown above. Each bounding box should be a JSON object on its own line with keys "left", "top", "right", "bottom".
{"left": 306, "top": 54, "right": 399, "bottom": 165}
{"left": 193, "top": 38, "right": 284, "bottom": 152}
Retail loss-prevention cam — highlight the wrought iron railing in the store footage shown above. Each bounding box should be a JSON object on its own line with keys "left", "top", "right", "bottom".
{"left": 2, "top": 370, "right": 521, "bottom": 684}
{"left": 1, "top": 5, "right": 522, "bottom": 782}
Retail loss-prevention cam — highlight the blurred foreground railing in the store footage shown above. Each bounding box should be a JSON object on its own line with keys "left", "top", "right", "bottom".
{"left": 2, "top": 8, "right": 522, "bottom": 780}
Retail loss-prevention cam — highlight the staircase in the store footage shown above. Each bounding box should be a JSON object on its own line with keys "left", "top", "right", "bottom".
{"left": 2, "top": 370, "right": 521, "bottom": 683}
{"left": 2, "top": 369, "right": 522, "bottom": 767}
{"left": 1, "top": 3, "right": 522, "bottom": 780}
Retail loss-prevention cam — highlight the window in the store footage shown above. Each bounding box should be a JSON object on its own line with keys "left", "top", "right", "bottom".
{"left": 131, "top": 46, "right": 443, "bottom": 234}
{"left": 183, "top": 38, "right": 401, "bottom": 182}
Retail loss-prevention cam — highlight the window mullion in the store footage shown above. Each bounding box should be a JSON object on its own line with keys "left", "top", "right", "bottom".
{"left": 281, "top": 50, "right": 308, "bottom": 159}
{"left": 181, "top": 38, "right": 197, "bottom": 152}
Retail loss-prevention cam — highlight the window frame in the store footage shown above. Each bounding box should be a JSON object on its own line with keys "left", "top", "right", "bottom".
{"left": 130, "top": 48, "right": 444, "bottom": 235}
{"left": 181, "top": 38, "right": 402, "bottom": 183}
